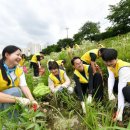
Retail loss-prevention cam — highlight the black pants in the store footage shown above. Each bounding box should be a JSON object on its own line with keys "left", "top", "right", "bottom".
{"left": 30, "top": 62, "right": 39, "bottom": 77}
{"left": 75, "top": 73, "right": 103, "bottom": 101}
{"left": 114, "top": 80, "right": 130, "bottom": 103}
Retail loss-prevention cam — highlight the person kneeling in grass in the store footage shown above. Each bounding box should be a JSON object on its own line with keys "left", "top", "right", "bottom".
{"left": 101, "top": 48, "right": 130, "bottom": 122}
{"left": 0, "top": 45, "right": 39, "bottom": 112}
{"left": 71, "top": 57, "right": 103, "bottom": 114}
{"left": 81, "top": 48, "right": 106, "bottom": 75}
{"left": 48, "top": 61, "right": 73, "bottom": 93}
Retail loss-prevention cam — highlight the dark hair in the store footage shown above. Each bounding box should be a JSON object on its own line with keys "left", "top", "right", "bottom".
{"left": 40, "top": 51, "right": 44, "bottom": 55}
{"left": 101, "top": 48, "right": 118, "bottom": 61}
{"left": 21, "top": 54, "right": 26, "bottom": 59}
{"left": 0, "top": 45, "right": 21, "bottom": 85}
{"left": 62, "top": 59, "right": 66, "bottom": 64}
{"left": 98, "top": 48, "right": 107, "bottom": 55}
{"left": 48, "top": 61, "right": 59, "bottom": 70}
{"left": 71, "top": 57, "right": 81, "bottom": 65}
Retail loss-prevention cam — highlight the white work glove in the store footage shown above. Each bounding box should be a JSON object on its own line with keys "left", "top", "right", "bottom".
{"left": 81, "top": 101, "right": 86, "bottom": 114}
{"left": 15, "top": 97, "right": 31, "bottom": 106}
{"left": 67, "top": 86, "right": 74, "bottom": 94}
{"left": 53, "top": 86, "right": 63, "bottom": 93}
{"left": 86, "top": 94, "right": 92, "bottom": 104}
{"left": 61, "top": 84, "right": 68, "bottom": 88}
{"left": 113, "top": 109, "right": 123, "bottom": 122}
{"left": 108, "top": 91, "right": 116, "bottom": 100}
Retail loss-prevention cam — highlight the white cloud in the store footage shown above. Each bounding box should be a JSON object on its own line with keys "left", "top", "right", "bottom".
{"left": 0, "top": 0, "right": 120, "bottom": 48}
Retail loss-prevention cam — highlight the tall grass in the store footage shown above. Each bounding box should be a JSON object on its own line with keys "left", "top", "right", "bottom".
{"left": 2, "top": 32, "right": 130, "bottom": 129}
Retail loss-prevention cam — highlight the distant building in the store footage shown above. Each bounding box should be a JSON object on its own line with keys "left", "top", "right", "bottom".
{"left": 27, "top": 43, "right": 42, "bottom": 55}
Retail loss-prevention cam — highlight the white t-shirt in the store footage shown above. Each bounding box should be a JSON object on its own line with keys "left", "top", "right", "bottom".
{"left": 9, "top": 71, "right": 27, "bottom": 87}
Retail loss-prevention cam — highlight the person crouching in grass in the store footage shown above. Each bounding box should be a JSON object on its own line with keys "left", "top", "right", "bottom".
{"left": 101, "top": 48, "right": 130, "bottom": 122}
{"left": 0, "top": 45, "right": 39, "bottom": 114}
{"left": 48, "top": 61, "right": 73, "bottom": 93}
{"left": 71, "top": 57, "right": 103, "bottom": 114}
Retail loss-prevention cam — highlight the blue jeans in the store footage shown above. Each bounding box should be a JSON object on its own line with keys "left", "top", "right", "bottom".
{"left": 0, "top": 87, "right": 22, "bottom": 110}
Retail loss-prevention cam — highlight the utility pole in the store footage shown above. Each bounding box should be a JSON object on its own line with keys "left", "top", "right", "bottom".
{"left": 65, "top": 27, "right": 69, "bottom": 38}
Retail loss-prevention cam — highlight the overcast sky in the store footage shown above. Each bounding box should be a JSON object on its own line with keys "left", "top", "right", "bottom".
{"left": 0, "top": 0, "right": 120, "bottom": 49}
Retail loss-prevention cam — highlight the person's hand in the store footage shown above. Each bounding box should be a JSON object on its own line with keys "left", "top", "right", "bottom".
{"left": 61, "top": 84, "right": 69, "bottom": 88}
{"left": 112, "top": 110, "right": 123, "bottom": 122}
{"left": 86, "top": 94, "right": 92, "bottom": 104}
{"left": 58, "top": 86, "right": 64, "bottom": 92}
{"left": 67, "top": 87, "right": 74, "bottom": 94}
{"left": 81, "top": 101, "right": 86, "bottom": 114}
{"left": 31, "top": 100, "right": 39, "bottom": 111}
{"left": 15, "top": 97, "right": 31, "bottom": 106}
{"left": 53, "top": 86, "right": 62, "bottom": 93}
{"left": 31, "top": 100, "right": 39, "bottom": 107}
{"left": 95, "top": 64, "right": 100, "bottom": 71}
{"left": 109, "top": 92, "right": 116, "bottom": 100}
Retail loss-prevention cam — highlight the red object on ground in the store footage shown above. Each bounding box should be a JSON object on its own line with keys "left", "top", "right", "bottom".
{"left": 39, "top": 67, "right": 45, "bottom": 76}
{"left": 32, "top": 104, "right": 38, "bottom": 112}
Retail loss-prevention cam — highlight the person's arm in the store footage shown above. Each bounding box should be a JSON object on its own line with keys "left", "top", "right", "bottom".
{"left": 108, "top": 68, "right": 116, "bottom": 100}
{"left": 86, "top": 66, "right": 93, "bottom": 104}
{"left": 61, "top": 72, "right": 70, "bottom": 88}
{"left": 90, "top": 53, "right": 97, "bottom": 74}
{"left": 19, "top": 73, "right": 34, "bottom": 101}
{"left": 0, "top": 92, "right": 16, "bottom": 103}
{"left": 74, "top": 74, "right": 84, "bottom": 101}
{"left": 88, "top": 66, "right": 93, "bottom": 95}
{"left": 115, "top": 67, "right": 129, "bottom": 121}
{"left": 0, "top": 91, "right": 31, "bottom": 106}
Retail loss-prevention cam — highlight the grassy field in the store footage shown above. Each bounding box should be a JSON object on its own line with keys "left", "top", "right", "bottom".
{"left": 1, "top": 33, "right": 130, "bottom": 130}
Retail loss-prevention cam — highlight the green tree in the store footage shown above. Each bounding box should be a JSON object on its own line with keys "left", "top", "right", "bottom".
{"left": 80, "top": 21, "right": 100, "bottom": 38}
{"left": 107, "top": 0, "right": 130, "bottom": 34}
{"left": 57, "top": 38, "right": 74, "bottom": 48}
{"left": 73, "top": 21, "right": 100, "bottom": 43}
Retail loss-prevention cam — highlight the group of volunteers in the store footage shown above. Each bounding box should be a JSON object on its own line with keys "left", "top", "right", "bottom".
{"left": 0, "top": 45, "right": 130, "bottom": 124}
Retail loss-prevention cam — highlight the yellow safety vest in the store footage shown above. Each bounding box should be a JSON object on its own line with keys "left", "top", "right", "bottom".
{"left": 108, "top": 59, "right": 130, "bottom": 78}
{"left": 49, "top": 69, "right": 65, "bottom": 87}
{"left": 31, "top": 53, "right": 40, "bottom": 63}
{"left": 74, "top": 64, "right": 89, "bottom": 83}
{"left": 56, "top": 60, "right": 63, "bottom": 66}
{"left": 19, "top": 58, "right": 25, "bottom": 67}
{"left": 74, "top": 44, "right": 80, "bottom": 49}
{"left": 81, "top": 49, "right": 99, "bottom": 64}
{"left": 0, "top": 66, "right": 23, "bottom": 91}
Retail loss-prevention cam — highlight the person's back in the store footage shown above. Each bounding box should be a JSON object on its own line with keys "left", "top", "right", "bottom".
{"left": 81, "top": 49, "right": 99, "bottom": 64}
